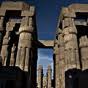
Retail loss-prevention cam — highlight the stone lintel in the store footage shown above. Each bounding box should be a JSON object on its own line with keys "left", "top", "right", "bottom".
{"left": 1, "top": 1, "right": 29, "bottom": 10}
{"left": 59, "top": 4, "right": 88, "bottom": 22}
{"left": 0, "top": 1, "right": 35, "bottom": 16}
{"left": 38, "top": 40, "right": 54, "bottom": 48}
{"left": 69, "top": 4, "right": 88, "bottom": 12}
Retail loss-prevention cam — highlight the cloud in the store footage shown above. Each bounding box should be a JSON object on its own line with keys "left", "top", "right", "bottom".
{"left": 37, "top": 52, "right": 52, "bottom": 68}
{"left": 38, "top": 49, "right": 53, "bottom": 60}
{"left": 37, "top": 49, "right": 53, "bottom": 75}
{"left": 38, "top": 49, "right": 53, "bottom": 55}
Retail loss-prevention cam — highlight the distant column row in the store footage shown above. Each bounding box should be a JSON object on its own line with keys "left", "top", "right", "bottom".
{"left": 37, "top": 65, "right": 53, "bottom": 88}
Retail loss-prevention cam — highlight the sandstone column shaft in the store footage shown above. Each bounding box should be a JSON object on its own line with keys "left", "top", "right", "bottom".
{"left": 16, "top": 17, "right": 33, "bottom": 71}
{"left": 54, "top": 31, "right": 65, "bottom": 88}
{"left": 47, "top": 65, "right": 52, "bottom": 88}
{"left": 37, "top": 65, "right": 43, "bottom": 88}
{"left": 1, "top": 21, "right": 15, "bottom": 65}
{"left": 10, "top": 44, "right": 16, "bottom": 66}
{"left": 63, "top": 17, "right": 80, "bottom": 70}
{"left": 79, "top": 36, "right": 88, "bottom": 70}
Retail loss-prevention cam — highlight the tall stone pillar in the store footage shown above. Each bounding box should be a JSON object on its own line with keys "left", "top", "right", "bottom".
{"left": 54, "top": 40, "right": 60, "bottom": 88}
{"left": 47, "top": 65, "right": 52, "bottom": 88}
{"left": 16, "top": 17, "right": 33, "bottom": 71}
{"left": 10, "top": 44, "right": 16, "bottom": 66}
{"left": 58, "top": 33, "right": 65, "bottom": 88}
{"left": 37, "top": 65, "right": 43, "bottom": 88}
{"left": 54, "top": 29, "right": 65, "bottom": 88}
{"left": 63, "top": 17, "right": 80, "bottom": 70}
{"left": 1, "top": 21, "right": 15, "bottom": 66}
{"left": 43, "top": 75, "right": 47, "bottom": 88}
{"left": 79, "top": 36, "right": 88, "bottom": 70}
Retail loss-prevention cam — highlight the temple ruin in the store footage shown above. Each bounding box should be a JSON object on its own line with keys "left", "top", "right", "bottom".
{"left": 0, "top": 1, "right": 88, "bottom": 88}
{"left": 54, "top": 4, "right": 88, "bottom": 88}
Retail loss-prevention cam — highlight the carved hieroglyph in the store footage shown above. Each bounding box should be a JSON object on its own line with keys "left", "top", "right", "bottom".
{"left": 63, "top": 18, "right": 80, "bottom": 70}
{"left": 16, "top": 17, "right": 33, "bottom": 71}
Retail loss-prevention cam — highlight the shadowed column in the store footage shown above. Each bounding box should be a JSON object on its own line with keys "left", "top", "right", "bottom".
{"left": 79, "top": 36, "right": 88, "bottom": 70}
{"left": 0, "top": 17, "right": 4, "bottom": 51}
{"left": 16, "top": 17, "right": 33, "bottom": 71}
{"left": 10, "top": 44, "right": 16, "bottom": 66}
{"left": 1, "top": 21, "right": 15, "bottom": 66}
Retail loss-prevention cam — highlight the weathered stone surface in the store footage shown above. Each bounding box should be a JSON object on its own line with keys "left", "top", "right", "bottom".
{"left": 62, "top": 7, "right": 76, "bottom": 18}
{"left": 0, "top": 1, "right": 37, "bottom": 88}
{"left": 37, "top": 65, "right": 43, "bottom": 88}
{"left": 38, "top": 40, "right": 54, "bottom": 48}
{"left": 10, "top": 44, "right": 16, "bottom": 66}
{"left": 47, "top": 65, "right": 52, "bottom": 88}
{"left": 21, "top": 6, "right": 35, "bottom": 16}
{"left": 0, "top": 17, "right": 4, "bottom": 31}
{"left": 0, "top": 1, "right": 88, "bottom": 88}
{"left": 1, "top": 21, "right": 15, "bottom": 66}
{"left": 54, "top": 4, "right": 88, "bottom": 88}
{"left": 69, "top": 4, "right": 88, "bottom": 12}
{"left": 43, "top": 76, "right": 47, "bottom": 88}
{"left": 1, "top": 1, "right": 29, "bottom": 10}
{"left": 79, "top": 36, "right": 88, "bottom": 70}
{"left": 16, "top": 17, "right": 33, "bottom": 71}
{"left": 63, "top": 18, "right": 80, "bottom": 70}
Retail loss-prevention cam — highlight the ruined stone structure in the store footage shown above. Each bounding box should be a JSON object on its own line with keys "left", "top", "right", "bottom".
{"left": 0, "top": 1, "right": 37, "bottom": 88}
{"left": 0, "top": 1, "right": 54, "bottom": 88}
{"left": 0, "top": 1, "right": 88, "bottom": 88}
{"left": 54, "top": 4, "right": 88, "bottom": 88}
{"left": 37, "top": 65, "right": 53, "bottom": 88}
{"left": 37, "top": 65, "right": 43, "bottom": 88}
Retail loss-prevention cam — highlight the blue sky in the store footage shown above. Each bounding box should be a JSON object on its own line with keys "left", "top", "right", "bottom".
{"left": 37, "top": 49, "right": 53, "bottom": 75}
{"left": 1, "top": 0, "right": 88, "bottom": 75}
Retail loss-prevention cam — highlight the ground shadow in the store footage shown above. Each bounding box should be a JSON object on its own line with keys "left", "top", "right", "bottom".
{"left": 0, "top": 66, "right": 28, "bottom": 88}
{"left": 65, "top": 69, "right": 88, "bottom": 88}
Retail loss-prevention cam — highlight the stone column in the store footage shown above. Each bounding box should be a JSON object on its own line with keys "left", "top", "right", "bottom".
{"left": 45, "top": 75, "right": 47, "bottom": 88}
{"left": 43, "top": 76, "right": 47, "bottom": 88}
{"left": 79, "top": 36, "right": 88, "bottom": 70}
{"left": 63, "top": 17, "right": 80, "bottom": 70}
{"left": 1, "top": 21, "right": 15, "bottom": 66}
{"left": 59, "top": 33, "right": 65, "bottom": 88}
{"left": 54, "top": 29, "right": 65, "bottom": 88}
{"left": 37, "top": 65, "right": 43, "bottom": 88}
{"left": 54, "top": 40, "right": 60, "bottom": 88}
{"left": 47, "top": 65, "right": 52, "bottom": 88}
{"left": 16, "top": 16, "right": 33, "bottom": 71}
{"left": 10, "top": 44, "right": 16, "bottom": 66}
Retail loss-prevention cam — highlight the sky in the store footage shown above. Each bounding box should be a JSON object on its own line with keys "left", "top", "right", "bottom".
{"left": 1, "top": 0, "right": 88, "bottom": 75}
